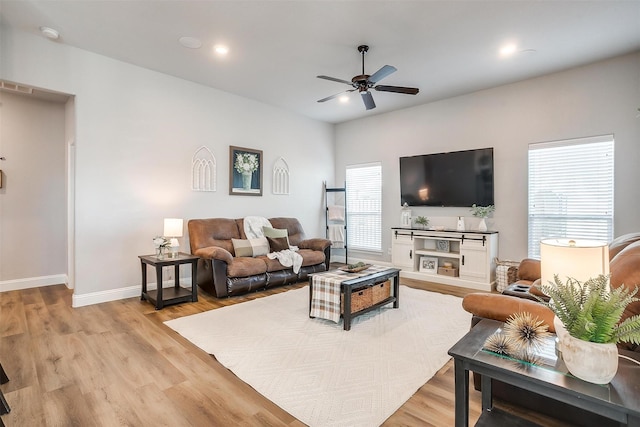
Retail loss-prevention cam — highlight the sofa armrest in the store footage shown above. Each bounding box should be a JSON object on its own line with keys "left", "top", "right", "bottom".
{"left": 194, "top": 246, "right": 233, "bottom": 264}
{"left": 299, "top": 238, "right": 332, "bottom": 252}
{"left": 462, "top": 293, "right": 556, "bottom": 332}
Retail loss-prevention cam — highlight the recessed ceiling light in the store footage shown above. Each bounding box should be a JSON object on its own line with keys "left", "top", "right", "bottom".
{"left": 179, "top": 36, "right": 202, "bottom": 49}
{"left": 499, "top": 43, "right": 517, "bottom": 57}
{"left": 339, "top": 95, "right": 349, "bottom": 103}
{"left": 214, "top": 45, "right": 229, "bottom": 55}
{"left": 39, "top": 26, "right": 60, "bottom": 40}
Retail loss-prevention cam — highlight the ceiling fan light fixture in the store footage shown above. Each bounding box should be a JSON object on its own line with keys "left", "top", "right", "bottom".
{"left": 316, "top": 44, "right": 419, "bottom": 110}
{"left": 39, "top": 26, "right": 60, "bottom": 40}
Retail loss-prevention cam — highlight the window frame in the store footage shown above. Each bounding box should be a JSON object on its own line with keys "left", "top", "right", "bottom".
{"left": 345, "top": 162, "right": 383, "bottom": 253}
{"left": 527, "top": 134, "right": 614, "bottom": 259}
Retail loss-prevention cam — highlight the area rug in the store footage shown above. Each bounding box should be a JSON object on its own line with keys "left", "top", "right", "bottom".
{"left": 165, "top": 285, "right": 471, "bottom": 427}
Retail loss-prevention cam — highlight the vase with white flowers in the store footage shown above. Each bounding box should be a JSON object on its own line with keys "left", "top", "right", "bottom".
{"left": 153, "top": 236, "right": 170, "bottom": 258}
{"left": 470, "top": 204, "right": 495, "bottom": 231}
{"left": 234, "top": 153, "right": 259, "bottom": 190}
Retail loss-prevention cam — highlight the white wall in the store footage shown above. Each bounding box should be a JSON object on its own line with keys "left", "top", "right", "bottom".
{"left": 335, "top": 52, "right": 640, "bottom": 262}
{"left": 0, "top": 26, "right": 334, "bottom": 304}
{"left": 0, "top": 92, "right": 67, "bottom": 282}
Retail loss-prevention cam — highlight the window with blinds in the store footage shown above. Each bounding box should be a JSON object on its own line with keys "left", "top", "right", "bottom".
{"left": 528, "top": 135, "right": 614, "bottom": 258}
{"left": 346, "top": 162, "right": 382, "bottom": 252}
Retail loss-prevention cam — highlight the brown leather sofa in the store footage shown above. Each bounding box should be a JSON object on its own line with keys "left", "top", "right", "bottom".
{"left": 188, "top": 217, "right": 331, "bottom": 298}
{"left": 461, "top": 233, "right": 640, "bottom": 426}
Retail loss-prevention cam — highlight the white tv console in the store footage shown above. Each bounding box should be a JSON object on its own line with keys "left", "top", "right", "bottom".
{"left": 391, "top": 227, "right": 498, "bottom": 292}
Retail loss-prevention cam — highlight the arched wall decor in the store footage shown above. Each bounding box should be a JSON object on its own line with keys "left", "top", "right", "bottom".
{"left": 191, "top": 146, "right": 216, "bottom": 192}
{"left": 272, "top": 156, "right": 290, "bottom": 195}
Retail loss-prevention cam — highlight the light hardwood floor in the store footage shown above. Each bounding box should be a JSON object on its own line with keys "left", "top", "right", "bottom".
{"left": 0, "top": 278, "right": 567, "bottom": 426}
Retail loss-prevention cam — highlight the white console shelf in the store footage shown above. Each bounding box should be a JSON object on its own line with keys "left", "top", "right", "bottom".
{"left": 391, "top": 227, "right": 498, "bottom": 292}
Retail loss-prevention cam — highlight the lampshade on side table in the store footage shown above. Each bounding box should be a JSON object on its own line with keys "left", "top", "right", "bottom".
{"left": 540, "top": 238, "right": 610, "bottom": 288}
{"left": 164, "top": 218, "right": 183, "bottom": 258}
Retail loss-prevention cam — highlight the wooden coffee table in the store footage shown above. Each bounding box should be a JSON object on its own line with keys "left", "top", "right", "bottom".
{"left": 309, "top": 267, "right": 400, "bottom": 330}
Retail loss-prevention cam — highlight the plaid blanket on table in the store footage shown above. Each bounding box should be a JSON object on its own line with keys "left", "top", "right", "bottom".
{"left": 309, "top": 265, "right": 391, "bottom": 323}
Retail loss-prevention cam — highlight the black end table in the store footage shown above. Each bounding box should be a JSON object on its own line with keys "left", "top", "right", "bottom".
{"left": 139, "top": 252, "right": 199, "bottom": 310}
{"left": 448, "top": 319, "right": 640, "bottom": 427}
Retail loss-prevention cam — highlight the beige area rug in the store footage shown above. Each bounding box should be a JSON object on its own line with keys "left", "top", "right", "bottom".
{"left": 165, "top": 285, "right": 471, "bottom": 427}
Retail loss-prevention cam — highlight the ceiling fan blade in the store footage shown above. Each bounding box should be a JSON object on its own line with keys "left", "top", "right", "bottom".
{"left": 368, "top": 65, "right": 397, "bottom": 84}
{"left": 374, "top": 85, "right": 420, "bottom": 95}
{"left": 361, "top": 91, "right": 376, "bottom": 110}
{"left": 317, "top": 89, "right": 356, "bottom": 103}
{"left": 317, "top": 75, "right": 353, "bottom": 85}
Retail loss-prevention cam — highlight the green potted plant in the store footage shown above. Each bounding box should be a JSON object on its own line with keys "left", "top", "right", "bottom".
{"left": 539, "top": 275, "right": 640, "bottom": 384}
{"left": 470, "top": 204, "right": 494, "bottom": 231}
{"left": 414, "top": 216, "right": 429, "bottom": 229}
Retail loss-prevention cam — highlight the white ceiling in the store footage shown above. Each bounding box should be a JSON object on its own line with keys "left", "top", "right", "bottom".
{"left": 2, "top": 1, "right": 640, "bottom": 124}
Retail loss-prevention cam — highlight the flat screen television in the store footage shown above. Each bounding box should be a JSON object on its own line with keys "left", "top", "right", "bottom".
{"left": 399, "top": 148, "right": 494, "bottom": 207}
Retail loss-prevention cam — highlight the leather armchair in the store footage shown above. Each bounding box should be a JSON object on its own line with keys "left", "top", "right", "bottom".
{"left": 463, "top": 232, "right": 640, "bottom": 352}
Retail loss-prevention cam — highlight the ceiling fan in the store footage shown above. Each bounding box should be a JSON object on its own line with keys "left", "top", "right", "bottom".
{"left": 317, "top": 45, "right": 419, "bottom": 110}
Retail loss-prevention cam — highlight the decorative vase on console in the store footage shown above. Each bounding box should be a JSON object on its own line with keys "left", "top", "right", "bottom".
{"left": 470, "top": 204, "right": 495, "bottom": 232}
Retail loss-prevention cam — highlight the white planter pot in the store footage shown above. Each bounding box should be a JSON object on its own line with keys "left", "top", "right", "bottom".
{"left": 560, "top": 330, "right": 618, "bottom": 384}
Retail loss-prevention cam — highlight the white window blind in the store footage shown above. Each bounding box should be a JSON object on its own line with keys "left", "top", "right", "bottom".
{"left": 346, "top": 162, "right": 382, "bottom": 252}
{"left": 528, "top": 135, "right": 614, "bottom": 258}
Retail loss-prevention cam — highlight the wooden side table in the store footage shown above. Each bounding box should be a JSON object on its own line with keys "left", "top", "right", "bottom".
{"left": 139, "top": 253, "right": 199, "bottom": 310}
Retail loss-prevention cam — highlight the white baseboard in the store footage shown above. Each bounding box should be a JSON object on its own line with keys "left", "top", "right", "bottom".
{"left": 71, "top": 279, "right": 191, "bottom": 308}
{"left": 0, "top": 274, "right": 68, "bottom": 292}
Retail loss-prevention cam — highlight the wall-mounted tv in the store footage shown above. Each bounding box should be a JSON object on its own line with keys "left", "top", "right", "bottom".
{"left": 399, "top": 148, "right": 494, "bottom": 207}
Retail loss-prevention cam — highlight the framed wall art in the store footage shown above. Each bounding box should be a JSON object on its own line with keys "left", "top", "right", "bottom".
{"left": 435, "top": 239, "right": 450, "bottom": 252}
{"left": 419, "top": 256, "right": 438, "bottom": 274}
{"left": 229, "top": 146, "right": 263, "bottom": 196}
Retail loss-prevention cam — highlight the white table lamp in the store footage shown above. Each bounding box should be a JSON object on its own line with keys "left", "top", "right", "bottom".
{"left": 164, "top": 218, "right": 184, "bottom": 258}
{"left": 540, "top": 238, "right": 609, "bottom": 289}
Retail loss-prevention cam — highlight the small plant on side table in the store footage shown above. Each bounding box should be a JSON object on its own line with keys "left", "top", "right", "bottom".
{"left": 538, "top": 274, "right": 640, "bottom": 384}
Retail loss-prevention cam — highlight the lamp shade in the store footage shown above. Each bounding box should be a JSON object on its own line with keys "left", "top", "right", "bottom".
{"left": 540, "top": 238, "right": 609, "bottom": 288}
{"left": 163, "top": 218, "right": 184, "bottom": 238}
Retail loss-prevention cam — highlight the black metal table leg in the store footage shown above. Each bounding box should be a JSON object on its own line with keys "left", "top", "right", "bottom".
{"left": 0, "top": 363, "right": 10, "bottom": 416}
{"left": 343, "top": 284, "right": 352, "bottom": 331}
{"left": 191, "top": 260, "right": 198, "bottom": 302}
{"left": 155, "top": 264, "right": 164, "bottom": 310}
{"left": 454, "top": 360, "right": 469, "bottom": 427}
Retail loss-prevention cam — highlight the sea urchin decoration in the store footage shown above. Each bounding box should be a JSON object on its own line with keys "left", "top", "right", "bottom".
{"left": 483, "top": 332, "right": 516, "bottom": 356}
{"left": 515, "top": 349, "right": 543, "bottom": 367}
{"left": 503, "top": 311, "right": 551, "bottom": 352}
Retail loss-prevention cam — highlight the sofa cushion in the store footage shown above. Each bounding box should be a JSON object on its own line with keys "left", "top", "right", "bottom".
{"left": 263, "top": 226, "right": 291, "bottom": 246}
{"left": 517, "top": 258, "right": 541, "bottom": 282}
{"left": 269, "top": 217, "right": 306, "bottom": 246}
{"left": 610, "top": 240, "right": 640, "bottom": 325}
{"left": 267, "top": 236, "right": 289, "bottom": 252}
{"left": 188, "top": 218, "right": 240, "bottom": 254}
{"left": 263, "top": 226, "right": 288, "bottom": 238}
{"left": 298, "top": 248, "right": 325, "bottom": 267}
{"left": 231, "top": 237, "right": 269, "bottom": 257}
{"left": 259, "top": 249, "right": 326, "bottom": 272}
{"left": 609, "top": 232, "right": 640, "bottom": 260}
{"left": 227, "top": 256, "right": 268, "bottom": 278}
